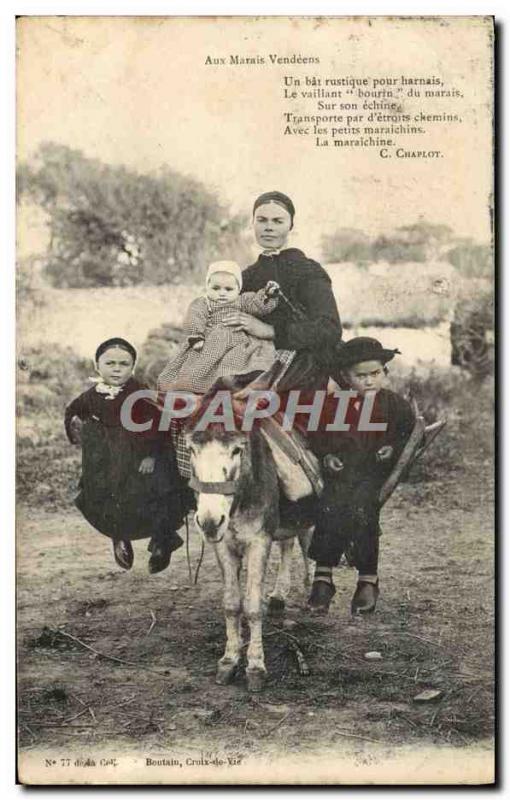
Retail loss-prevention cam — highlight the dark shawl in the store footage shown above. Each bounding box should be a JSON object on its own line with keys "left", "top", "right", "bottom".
{"left": 242, "top": 248, "right": 342, "bottom": 369}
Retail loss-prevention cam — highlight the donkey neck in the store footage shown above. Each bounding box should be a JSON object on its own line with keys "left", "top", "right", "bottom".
{"left": 235, "top": 428, "right": 279, "bottom": 517}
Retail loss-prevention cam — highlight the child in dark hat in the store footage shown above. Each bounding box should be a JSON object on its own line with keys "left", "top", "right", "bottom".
{"left": 307, "top": 337, "right": 416, "bottom": 615}
{"left": 65, "top": 337, "right": 186, "bottom": 573}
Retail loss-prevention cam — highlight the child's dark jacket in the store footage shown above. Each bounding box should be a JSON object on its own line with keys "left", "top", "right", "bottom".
{"left": 307, "top": 388, "right": 415, "bottom": 568}
{"left": 310, "top": 388, "right": 415, "bottom": 481}
{"left": 65, "top": 378, "right": 184, "bottom": 540}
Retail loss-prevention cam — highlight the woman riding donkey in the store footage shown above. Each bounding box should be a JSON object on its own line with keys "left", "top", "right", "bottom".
{"left": 227, "top": 190, "right": 342, "bottom": 393}
{"left": 157, "top": 190, "right": 343, "bottom": 503}
{"left": 158, "top": 189, "right": 342, "bottom": 395}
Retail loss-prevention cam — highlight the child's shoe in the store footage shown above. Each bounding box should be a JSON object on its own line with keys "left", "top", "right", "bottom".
{"left": 307, "top": 581, "right": 336, "bottom": 614}
{"left": 351, "top": 579, "right": 379, "bottom": 614}
{"left": 113, "top": 539, "right": 134, "bottom": 570}
{"left": 148, "top": 532, "right": 183, "bottom": 574}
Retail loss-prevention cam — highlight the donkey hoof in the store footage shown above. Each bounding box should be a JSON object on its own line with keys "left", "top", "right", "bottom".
{"left": 216, "top": 662, "right": 238, "bottom": 685}
{"left": 246, "top": 668, "right": 266, "bottom": 693}
{"left": 268, "top": 596, "right": 285, "bottom": 616}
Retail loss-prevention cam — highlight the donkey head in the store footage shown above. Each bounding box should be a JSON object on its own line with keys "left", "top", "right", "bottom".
{"left": 185, "top": 425, "right": 249, "bottom": 543}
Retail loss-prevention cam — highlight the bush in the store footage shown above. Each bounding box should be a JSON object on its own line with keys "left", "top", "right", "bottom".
{"left": 16, "top": 345, "right": 93, "bottom": 506}
{"left": 321, "top": 228, "right": 373, "bottom": 264}
{"left": 322, "top": 221, "right": 456, "bottom": 265}
{"left": 388, "top": 362, "right": 493, "bottom": 481}
{"left": 135, "top": 324, "right": 185, "bottom": 387}
{"left": 17, "top": 142, "right": 250, "bottom": 288}
{"left": 390, "top": 364, "right": 465, "bottom": 424}
{"left": 17, "top": 345, "right": 91, "bottom": 413}
{"left": 450, "top": 286, "right": 494, "bottom": 378}
{"left": 446, "top": 242, "right": 493, "bottom": 279}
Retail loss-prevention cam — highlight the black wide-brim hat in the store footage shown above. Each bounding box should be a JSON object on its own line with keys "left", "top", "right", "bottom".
{"left": 335, "top": 337, "right": 401, "bottom": 369}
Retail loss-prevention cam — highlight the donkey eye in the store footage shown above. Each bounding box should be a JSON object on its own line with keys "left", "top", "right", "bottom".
{"left": 232, "top": 446, "right": 242, "bottom": 456}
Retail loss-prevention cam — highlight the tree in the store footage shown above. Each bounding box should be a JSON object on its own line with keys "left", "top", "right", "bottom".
{"left": 446, "top": 242, "right": 492, "bottom": 279}
{"left": 321, "top": 228, "right": 372, "bottom": 263}
{"left": 372, "top": 221, "right": 454, "bottom": 263}
{"left": 17, "top": 142, "right": 249, "bottom": 287}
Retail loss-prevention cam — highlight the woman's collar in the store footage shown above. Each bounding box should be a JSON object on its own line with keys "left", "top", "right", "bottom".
{"left": 260, "top": 246, "right": 288, "bottom": 257}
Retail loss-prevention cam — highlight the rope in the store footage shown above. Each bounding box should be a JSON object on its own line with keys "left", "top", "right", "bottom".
{"left": 184, "top": 511, "right": 205, "bottom": 586}
{"left": 194, "top": 541, "right": 205, "bottom": 585}
{"left": 185, "top": 514, "right": 192, "bottom": 586}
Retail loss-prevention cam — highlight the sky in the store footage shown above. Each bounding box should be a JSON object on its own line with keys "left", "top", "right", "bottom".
{"left": 17, "top": 16, "right": 493, "bottom": 257}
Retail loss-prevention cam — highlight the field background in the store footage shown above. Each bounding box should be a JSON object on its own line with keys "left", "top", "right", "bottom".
{"left": 16, "top": 143, "right": 494, "bottom": 776}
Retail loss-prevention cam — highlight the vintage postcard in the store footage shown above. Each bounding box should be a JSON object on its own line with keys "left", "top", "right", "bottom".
{"left": 16, "top": 15, "right": 494, "bottom": 785}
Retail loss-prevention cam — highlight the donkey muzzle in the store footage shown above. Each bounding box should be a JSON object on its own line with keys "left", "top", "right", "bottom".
{"left": 195, "top": 511, "right": 227, "bottom": 543}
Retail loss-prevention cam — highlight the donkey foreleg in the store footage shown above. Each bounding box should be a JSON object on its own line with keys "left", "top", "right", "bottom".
{"left": 268, "top": 535, "right": 295, "bottom": 614}
{"left": 215, "top": 541, "right": 242, "bottom": 685}
{"left": 244, "top": 535, "right": 272, "bottom": 691}
{"left": 297, "top": 526, "right": 315, "bottom": 590}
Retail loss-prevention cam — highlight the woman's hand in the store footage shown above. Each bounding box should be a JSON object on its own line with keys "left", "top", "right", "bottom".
{"left": 139, "top": 456, "right": 156, "bottom": 474}
{"left": 222, "top": 312, "right": 275, "bottom": 340}
{"left": 264, "top": 280, "right": 280, "bottom": 298}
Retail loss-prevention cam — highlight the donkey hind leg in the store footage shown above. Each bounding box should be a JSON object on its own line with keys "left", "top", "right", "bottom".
{"left": 216, "top": 542, "right": 242, "bottom": 686}
{"left": 268, "top": 535, "right": 294, "bottom": 615}
{"left": 244, "top": 535, "right": 272, "bottom": 692}
{"left": 297, "top": 526, "right": 315, "bottom": 590}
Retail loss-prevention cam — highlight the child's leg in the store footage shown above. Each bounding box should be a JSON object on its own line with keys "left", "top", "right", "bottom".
{"left": 148, "top": 530, "right": 183, "bottom": 574}
{"left": 307, "top": 482, "right": 350, "bottom": 612}
{"left": 348, "top": 481, "right": 381, "bottom": 613}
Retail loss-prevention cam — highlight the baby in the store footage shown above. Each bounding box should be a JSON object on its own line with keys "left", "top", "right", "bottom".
{"left": 158, "top": 260, "right": 279, "bottom": 394}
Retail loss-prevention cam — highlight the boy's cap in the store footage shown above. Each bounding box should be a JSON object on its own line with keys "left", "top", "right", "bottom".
{"left": 335, "top": 337, "right": 401, "bottom": 369}
{"left": 95, "top": 337, "right": 137, "bottom": 364}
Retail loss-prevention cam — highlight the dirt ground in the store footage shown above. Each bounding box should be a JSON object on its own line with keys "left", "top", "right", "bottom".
{"left": 17, "top": 406, "right": 495, "bottom": 777}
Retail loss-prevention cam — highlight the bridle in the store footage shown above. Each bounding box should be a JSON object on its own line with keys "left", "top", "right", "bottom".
{"left": 188, "top": 446, "right": 246, "bottom": 517}
{"left": 188, "top": 475, "right": 240, "bottom": 495}
{"left": 186, "top": 425, "right": 249, "bottom": 509}
{"left": 189, "top": 473, "right": 242, "bottom": 535}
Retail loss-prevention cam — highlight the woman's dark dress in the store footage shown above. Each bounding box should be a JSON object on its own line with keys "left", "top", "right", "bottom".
{"left": 64, "top": 378, "right": 185, "bottom": 541}
{"left": 242, "top": 248, "right": 342, "bottom": 389}
{"left": 242, "top": 248, "right": 342, "bottom": 525}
